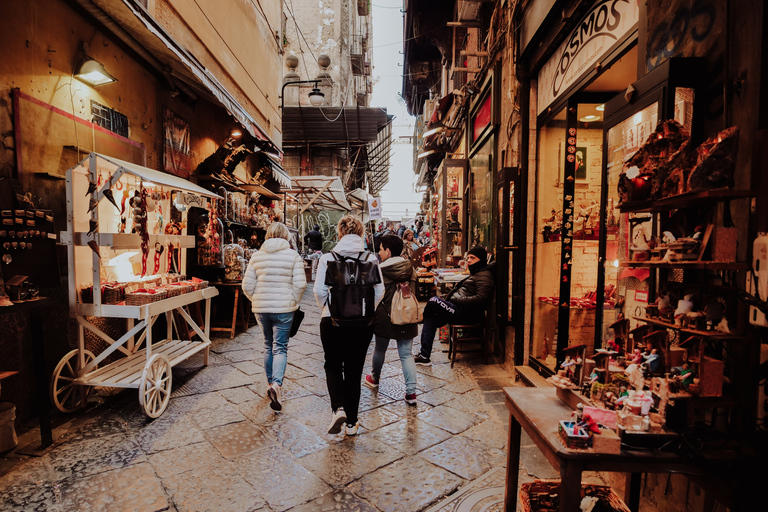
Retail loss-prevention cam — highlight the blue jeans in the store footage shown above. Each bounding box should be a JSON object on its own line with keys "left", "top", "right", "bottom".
{"left": 372, "top": 335, "right": 417, "bottom": 395}
{"left": 257, "top": 312, "right": 294, "bottom": 387}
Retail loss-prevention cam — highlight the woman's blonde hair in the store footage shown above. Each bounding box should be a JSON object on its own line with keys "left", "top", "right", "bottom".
{"left": 337, "top": 215, "right": 364, "bottom": 238}
{"left": 404, "top": 229, "right": 414, "bottom": 239}
{"left": 265, "top": 222, "right": 290, "bottom": 241}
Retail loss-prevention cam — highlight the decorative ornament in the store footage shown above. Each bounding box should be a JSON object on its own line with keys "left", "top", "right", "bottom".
{"left": 103, "top": 189, "right": 119, "bottom": 211}
{"left": 85, "top": 181, "right": 98, "bottom": 196}
{"left": 87, "top": 240, "right": 101, "bottom": 258}
{"left": 87, "top": 198, "right": 98, "bottom": 213}
{"left": 87, "top": 219, "right": 98, "bottom": 235}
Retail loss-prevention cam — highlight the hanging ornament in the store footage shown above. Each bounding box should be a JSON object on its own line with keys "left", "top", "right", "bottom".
{"left": 87, "top": 219, "right": 98, "bottom": 235}
{"left": 153, "top": 242, "right": 164, "bottom": 274}
{"left": 85, "top": 181, "right": 98, "bottom": 196}
{"left": 103, "top": 189, "right": 120, "bottom": 211}
{"left": 138, "top": 187, "right": 149, "bottom": 277}
{"left": 118, "top": 217, "right": 126, "bottom": 234}
{"left": 113, "top": 174, "right": 123, "bottom": 190}
{"left": 87, "top": 240, "right": 101, "bottom": 258}
{"left": 120, "top": 189, "right": 130, "bottom": 215}
{"left": 97, "top": 171, "right": 103, "bottom": 186}
{"left": 167, "top": 241, "right": 175, "bottom": 273}
{"left": 87, "top": 197, "right": 98, "bottom": 213}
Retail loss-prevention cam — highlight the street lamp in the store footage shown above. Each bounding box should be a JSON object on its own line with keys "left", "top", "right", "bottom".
{"left": 280, "top": 80, "right": 325, "bottom": 109}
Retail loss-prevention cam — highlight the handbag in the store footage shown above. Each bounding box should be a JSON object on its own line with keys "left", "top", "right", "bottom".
{"left": 390, "top": 282, "right": 423, "bottom": 325}
{"left": 290, "top": 307, "right": 305, "bottom": 337}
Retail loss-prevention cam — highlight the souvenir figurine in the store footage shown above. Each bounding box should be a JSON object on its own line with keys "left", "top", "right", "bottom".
{"left": 571, "top": 403, "right": 584, "bottom": 423}
{"left": 644, "top": 349, "right": 663, "bottom": 374}
{"left": 674, "top": 294, "right": 694, "bottom": 325}
{"left": 577, "top": 413, "right": 601, "bottom": 434}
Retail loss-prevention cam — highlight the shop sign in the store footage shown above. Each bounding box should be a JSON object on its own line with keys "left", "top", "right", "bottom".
{"left": 175, "top": 191, "right": 207, "bottom": 209}
{"left": 368, "top": 196, "right": 382, "bottom": 220}
{"left": 537, "top": 0, "right": 639, "bottom": 115}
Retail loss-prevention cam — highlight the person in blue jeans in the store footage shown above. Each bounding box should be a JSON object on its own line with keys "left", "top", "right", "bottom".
{"left": 364, "top": 235, "right": 419, "bottom": 404}
{"left": 415, "top": 246, "right": 495, "bottom": 365}
{"left": 242, "top": 222, "right": 307, "bottom": 411}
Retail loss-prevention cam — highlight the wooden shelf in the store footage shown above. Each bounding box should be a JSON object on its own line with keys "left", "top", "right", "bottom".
{"left": 620, "top": 260, "right": 749, "bottom": 270}
{"left": 618, "top": 188, "right": 754, "bottom": 213}
{"left": 632, "top": 316, "right": 747, "bottom": 340}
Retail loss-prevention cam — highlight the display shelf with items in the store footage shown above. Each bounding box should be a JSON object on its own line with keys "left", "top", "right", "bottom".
{"left": 435, "top": 159, "right": 467, "bottom": 267}
{"left": 57, "top": 153, "right": 220, "bottom": 418}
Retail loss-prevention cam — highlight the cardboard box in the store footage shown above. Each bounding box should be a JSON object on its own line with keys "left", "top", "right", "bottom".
{"left": 592, "top": 427, "right": 621, "bottom": 454}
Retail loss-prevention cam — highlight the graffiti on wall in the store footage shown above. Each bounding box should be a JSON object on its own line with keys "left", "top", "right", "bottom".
{"left": 647, "top": 0, "right": 723, "bottom": 122}
{"left": 287, "top": 210, "right": 345, "bottom": 253}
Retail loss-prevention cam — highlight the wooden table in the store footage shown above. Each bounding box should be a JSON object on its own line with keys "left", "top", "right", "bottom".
{"left": 503, "top": 387, "right": 736, "bottom": 512}
{"left": 209, "top": 282, "right": 251, "bottom": 338}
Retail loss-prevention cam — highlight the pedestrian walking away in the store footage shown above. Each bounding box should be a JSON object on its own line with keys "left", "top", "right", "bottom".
{"left": 304, "top": 224, "right": 324, "bottom": 279}
{"left": 415, "top": 246, "right": 495, "bottom": 365}
{"left": 242, "top": 222, "right": 307, "bottom": 412}
{"left": 314, "top": 216, "right": 384, "bottom": 435}
{"left": 366, "top": 234, "right": 420, "bottom": 405}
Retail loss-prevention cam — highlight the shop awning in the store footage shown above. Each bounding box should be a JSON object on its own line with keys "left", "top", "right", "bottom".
{"left": 282, "top": 106, "right": 390, "bottom": 145}
{"left": 76, "top": 153, "right": 222, "bottom": 199}
{"left": 283, "top": 176, "right": 351, "bottom": 213}
{"left": 258, "top": 153, "right": 292, "bottom": 188}
{"left": 238, "top": 183, "right": 283, "bottom": 201}
{"left": 75, "top": 0, "right": 277, "bottom": 148}
{"left": 347, "top": 188, "right": 372, "bottom": 205}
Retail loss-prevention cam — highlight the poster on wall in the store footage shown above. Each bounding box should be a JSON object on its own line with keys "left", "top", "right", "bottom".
{"left": 163, "top": 108, "right": 190, "bottom": 178}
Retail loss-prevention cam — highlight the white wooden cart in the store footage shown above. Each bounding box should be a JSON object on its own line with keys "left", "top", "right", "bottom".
{"left": 54, "top": 153, "right": 220, "bottom": 418}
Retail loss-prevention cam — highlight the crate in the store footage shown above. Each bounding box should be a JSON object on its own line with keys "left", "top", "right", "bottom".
{"left": 520, "top": 480, "right": 631, "bottom": 512}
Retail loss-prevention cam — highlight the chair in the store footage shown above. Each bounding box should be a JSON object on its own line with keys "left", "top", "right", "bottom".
{"left": 448, "top": 322, "right": 486, "bottom": 367}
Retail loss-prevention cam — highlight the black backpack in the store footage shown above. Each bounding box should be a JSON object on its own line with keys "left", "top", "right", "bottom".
{"left": 325, "top": 251, "right": 381, "bottom": 327}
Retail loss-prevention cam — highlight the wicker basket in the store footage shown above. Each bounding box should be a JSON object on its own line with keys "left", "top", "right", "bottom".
{"left": 519, "top": 480, "right": 630, "bottom": 512}
{"left": 125, "top": 289, "right": 168, "bottom": 306}
{"left": 161, "top": 285, "right": 182, "bottom": 298}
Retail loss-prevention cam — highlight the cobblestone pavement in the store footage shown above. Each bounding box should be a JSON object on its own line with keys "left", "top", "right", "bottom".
{"left": 0, "top": 290, "right": 571, "bottom": 511}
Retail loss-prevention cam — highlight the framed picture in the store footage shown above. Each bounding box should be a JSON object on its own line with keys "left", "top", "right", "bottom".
{"left": 575, "top": 146, "right": 588, "bottom": 181}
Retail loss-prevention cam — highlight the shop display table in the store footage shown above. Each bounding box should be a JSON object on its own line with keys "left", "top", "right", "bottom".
{"left": 0, "top": 298, "right": 52, "bottom": 448}
{"left": 210, "top": 282, "right": 251, "bottom": 339}
{"left": 503, "top": 387, "right": 738, "bottom": 512}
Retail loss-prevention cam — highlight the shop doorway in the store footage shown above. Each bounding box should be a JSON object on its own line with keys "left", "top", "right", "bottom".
{"left": 529, "top": 47, "right": 639, "bottom": 375}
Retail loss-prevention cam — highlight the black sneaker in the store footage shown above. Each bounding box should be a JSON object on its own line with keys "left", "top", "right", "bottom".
{"left": 414, "top": 354, "right": 432, "bottom": 366}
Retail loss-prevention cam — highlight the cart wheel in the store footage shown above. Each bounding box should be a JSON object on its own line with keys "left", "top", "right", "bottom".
{"left": 50, "top": 349, "right": 96, "bottom": 413}
{"left": 139, "top": 354, "right": 172, "bottom": 418}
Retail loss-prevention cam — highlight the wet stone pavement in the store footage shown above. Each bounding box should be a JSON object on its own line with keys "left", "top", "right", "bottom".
{"left": 0, "top": 290, "right": 575, "bottom": 511}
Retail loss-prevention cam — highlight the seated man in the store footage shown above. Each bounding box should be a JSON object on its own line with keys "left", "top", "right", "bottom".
{"left": 414, "top": 246, "right": 495, "bottom": 365}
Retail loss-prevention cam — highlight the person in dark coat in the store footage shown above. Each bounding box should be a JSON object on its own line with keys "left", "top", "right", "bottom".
{"left": 414, "top": 246, "right": 495, "bottom": 365}
{"left": 364, "top": 235, "right": 420, "bottom": 404}
{"left": 304, "top": 225, "right": 323, "bottom": 252}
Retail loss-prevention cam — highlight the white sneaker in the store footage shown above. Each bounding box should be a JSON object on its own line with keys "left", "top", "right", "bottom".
{"left": 327, "top": 407, "right": 347, "bottom": 434}
{"left": 345, "top": 422, "right": 359, "bottom": 436}
{"left": 267, "top": 383, "right": 282, "bottom": 411}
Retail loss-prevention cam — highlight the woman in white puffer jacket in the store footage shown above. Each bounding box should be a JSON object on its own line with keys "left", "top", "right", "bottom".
{"left": 242, "top": 222, "right": 306, "bottom": 412}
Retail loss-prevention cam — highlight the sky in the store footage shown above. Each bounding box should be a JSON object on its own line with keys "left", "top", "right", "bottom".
{"left": 369, "top": 1, "right": 423, "bottom": 222}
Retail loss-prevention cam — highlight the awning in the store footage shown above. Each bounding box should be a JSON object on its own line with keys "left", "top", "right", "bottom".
{"left": 283, "top": 176, "right": 351, "bottom": 213}
{"left": 75, "top": 0, "right": 277, "bottom": 148}
{"left": 76, "top": 153, "right": 222, "bottom": 199}
{"left": 259, "top": 153, "right": 291, "bottom": 188}
{"left": 347, "top": 188, "right": 372, "bottom": 205}
{"left": 238, "top": 183, "right": 282, "bottom": 201}
{"left": 282, "top": 106, "right": 390, "bottom": 145}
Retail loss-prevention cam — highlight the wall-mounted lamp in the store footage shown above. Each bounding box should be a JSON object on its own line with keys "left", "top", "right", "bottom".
{"left": 280, "top": 80, "right": 325, "bottom": 109}
{"left": 74, "top": 58, "right": 117, "bottom": 87}
{"left": 423, "top": 124, "right": 461, "bottom": 138}
{"left": 231, "top": 129, "right": 243, "bottom": 137}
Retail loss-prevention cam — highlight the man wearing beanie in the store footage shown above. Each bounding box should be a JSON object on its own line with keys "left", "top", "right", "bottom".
{"left": 414, "top": 246, "right": 495, "bottom": 365}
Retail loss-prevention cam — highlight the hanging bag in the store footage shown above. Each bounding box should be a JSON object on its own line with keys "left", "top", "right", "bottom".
{"left": 390, "top": 282, "right": 423, "bottom": 325}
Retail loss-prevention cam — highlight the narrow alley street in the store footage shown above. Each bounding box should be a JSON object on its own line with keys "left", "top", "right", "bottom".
{"left": 0, "top": 289, "right": 572, "bottom": 511}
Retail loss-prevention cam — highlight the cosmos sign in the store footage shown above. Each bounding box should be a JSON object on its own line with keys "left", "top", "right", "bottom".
{"left": 537, "top": 0, "right": 639, "bottom": 114}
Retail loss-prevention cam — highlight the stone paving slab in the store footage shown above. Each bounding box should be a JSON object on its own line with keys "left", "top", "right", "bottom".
{"left": 289, "top": 489, "right": 379, "bottom": 512}
{"left": 147, "top": 441, "right": 222, "bottom": 479}
{"left": 161, "top": 460, "right": 265, "bottom": 512}
{"left": 420, "top": 436, "right": 507, "bottom": 481}
{"left": 357, "top": 404, "right": 404, "bottom": 431}
{"left": 417, "top": 387, "right": 460, "bottom": 407}
{"left": 219, "top": 386, "right": 259, "bottom": 404}
{"left": 368, "top": 417, "right": 452, "bottom": 455}
{"left": 263, "top": 417, "right": 329, "bottom": 458}
{"left": 238, "top": 446, "right": 332, "bottom": 512}
{"left": 298, "top": 435, "right": 406, "bottom": 486}
{"left": 47, "top": 433, "right": 146, "bottom": 480}
{"left": 57, "top": 462, "right": 168, "bottom": 512}
{"left": 418, "top": 404, "right": 482, "bottom": 435}
{"left": 134, "top": 414, "right": 206, "bottom": 454}
{"left": 461, "top": 417, "right": 509, "bottom": 451}
{"left": 348, "top": 455, "right": 464, "bottom": 512}
{"left": 171, "top": 364, "right": 253, "bottom": 397}
{"left": 204, "top": 421, "right": 276, "bottom": 459}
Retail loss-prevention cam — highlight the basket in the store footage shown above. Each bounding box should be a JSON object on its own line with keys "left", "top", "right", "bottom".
{"left": 125, "top": 289, "right": 168, "bottom": 305}
{"left": 519, "top": 480, "right": 630, "bottom": 512}
{"left": 160, "top": 285, "right": 182, "bottom": 298}
{"left": 171, "top": 283, "right": 194, "bottom": 295}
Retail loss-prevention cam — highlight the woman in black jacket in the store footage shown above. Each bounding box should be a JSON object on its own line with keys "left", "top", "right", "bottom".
{"left": 365, "top": 235, "right": 420, "bottom": 404}
{"left": 414, "top": 246, "right": 495, "bottom": 365}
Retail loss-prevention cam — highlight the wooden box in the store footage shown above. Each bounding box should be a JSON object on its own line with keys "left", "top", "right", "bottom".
{"left": 700, "top": 356, "right": 724, "bottom": 397}
{"left": 592, "top": 427, "right": 621, "bottom": 454}
{"left": 558, "top": 421, "right": 591, "bottom": 449}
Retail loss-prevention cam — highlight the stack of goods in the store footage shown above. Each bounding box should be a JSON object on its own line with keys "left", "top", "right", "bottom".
{"left": 126, "top": 287, "right": 168, "bottom": 305}
{"left": 618, "top": 121, "right": 740, "bottom": 204}
{"left": 79, "top": 282, "right": 127, "bottom": 304}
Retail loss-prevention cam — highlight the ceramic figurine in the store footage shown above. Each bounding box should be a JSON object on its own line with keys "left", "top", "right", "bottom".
{"left": 644, "top": 349, "right": 662, "bottom": 374}
{"left": 674, "top": 294, "right": 694, "bottom": 325}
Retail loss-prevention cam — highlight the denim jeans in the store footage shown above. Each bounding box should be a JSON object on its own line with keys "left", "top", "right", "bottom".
{"left": 372, "top": 335, "right": 417, "bottom": 395}
{"left": 257, "top": 312, "right": 294, "bottom": 387}
{"left": 419, "top": 296, "right": 462, "bottom": 358}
